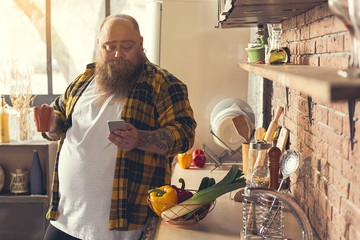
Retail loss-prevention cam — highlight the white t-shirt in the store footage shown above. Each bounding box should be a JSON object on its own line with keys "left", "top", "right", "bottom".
{"left": 51, "top": 80, "right": 143, "bottom": 240}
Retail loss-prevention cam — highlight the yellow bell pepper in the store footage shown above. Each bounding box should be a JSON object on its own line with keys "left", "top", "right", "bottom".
{"left": 148, "top": 185, "right": 178, "bottom": 216}
{"left": 177, "top": 152, "right": 192, "bottom": 169}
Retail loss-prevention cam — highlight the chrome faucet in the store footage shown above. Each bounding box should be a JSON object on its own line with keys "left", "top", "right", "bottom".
{"left": 245, "top": 187, "right": 313, "bottom": 240}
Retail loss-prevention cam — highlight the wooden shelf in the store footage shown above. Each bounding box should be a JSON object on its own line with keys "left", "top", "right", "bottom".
{"left": 0, "top": 192, "right": 48, "bottom": 203}
{"left": 238, "top": 63, "right": 360, "bottom": 102}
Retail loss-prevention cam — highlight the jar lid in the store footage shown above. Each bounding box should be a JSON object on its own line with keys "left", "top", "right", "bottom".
{"left": 250, "top": 141, "right": 272, "bottom": 150}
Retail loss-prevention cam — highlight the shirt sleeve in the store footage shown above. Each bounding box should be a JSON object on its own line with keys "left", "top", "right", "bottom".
{"left": 156, "top": 76, "right": 197, "bottom": 157}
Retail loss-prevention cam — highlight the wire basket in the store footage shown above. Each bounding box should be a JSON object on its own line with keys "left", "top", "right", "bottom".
{"left": 147, "top": 195, "right": 216, "bottom": 225}
{"left": 242, "top": 192, "right": 284, "bottom": 239}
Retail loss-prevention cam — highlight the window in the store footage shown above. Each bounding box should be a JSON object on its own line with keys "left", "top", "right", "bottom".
{"left": 0, "top": 0, "right": 146, "bottom": 105}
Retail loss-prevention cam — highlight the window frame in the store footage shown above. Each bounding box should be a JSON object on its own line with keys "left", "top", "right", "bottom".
{"left": 4, "top": 0, "right": 111, "bottom": 106}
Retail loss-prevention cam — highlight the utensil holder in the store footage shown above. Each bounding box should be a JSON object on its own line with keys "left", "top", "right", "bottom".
{"left": 242, "top": 191, "right": 284, "bottom": 239}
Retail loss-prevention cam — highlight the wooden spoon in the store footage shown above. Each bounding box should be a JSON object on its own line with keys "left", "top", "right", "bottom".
{"left": 232, "top": 115, "right": 250, "bottom": 143}
{"left": 254, "top": 127, "right": 266, "bottom": 141}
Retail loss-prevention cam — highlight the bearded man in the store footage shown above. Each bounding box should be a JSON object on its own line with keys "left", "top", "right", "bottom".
{"left": 41, "top": 14, "right": 196, "bottom": 240}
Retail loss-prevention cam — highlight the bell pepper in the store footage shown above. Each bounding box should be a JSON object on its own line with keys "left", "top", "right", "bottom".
{"left": 171, "top": 178, "right": 193, "bottom": 203}
{"left": 177, "top": 152, "right": 192, "bottom": 169}
{"left": 192, "top": 149, "right": 206, "bottom": 168}
{"left": 148, "top": 185, "right": 178, "bottom": 216}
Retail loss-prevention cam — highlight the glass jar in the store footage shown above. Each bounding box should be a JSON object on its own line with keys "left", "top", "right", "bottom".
{"left": 246, "top": 141, "right": 272, "bottom": 187}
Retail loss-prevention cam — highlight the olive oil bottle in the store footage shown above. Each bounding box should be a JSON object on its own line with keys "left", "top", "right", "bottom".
{"left": 0, "top": 96, "right": 10, "bottom": 143}
{"left": 267, "top": 24, "right": 288, "bottom": 65}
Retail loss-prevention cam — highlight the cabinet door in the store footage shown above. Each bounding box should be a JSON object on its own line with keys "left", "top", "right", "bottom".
{"left": 0, "top": 201, "right": 48, "bottom": 240}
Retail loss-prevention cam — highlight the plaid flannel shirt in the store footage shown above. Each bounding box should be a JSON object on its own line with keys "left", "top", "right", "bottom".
{"left": 43, "top": 60, "right": 196, "bottom": 230}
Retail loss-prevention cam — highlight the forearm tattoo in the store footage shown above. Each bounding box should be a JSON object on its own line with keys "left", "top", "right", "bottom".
{"left": 137, "top": 129, "right": 173, "bottom": 152}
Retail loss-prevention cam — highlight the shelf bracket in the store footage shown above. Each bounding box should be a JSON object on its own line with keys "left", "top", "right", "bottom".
{"left": 348, "top": 99, "right": 356, "bottom": 153}
{"left": 308, "top": 96, "right": 312, "bottom": 125}
{"left": 286, "top": 87, "right": 289, "bottom": 110}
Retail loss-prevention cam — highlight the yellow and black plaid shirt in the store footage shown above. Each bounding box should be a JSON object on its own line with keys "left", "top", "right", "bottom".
{"left": 43, "top": 60, "right": 196, "bottom": 230}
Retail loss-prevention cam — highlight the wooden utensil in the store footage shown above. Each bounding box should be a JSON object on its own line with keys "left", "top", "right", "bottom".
{"left": 264, "top": 106, "right": 284, "bottom": 143}
{"left": 254, "top": 106, "right": 284, "bottom": 172}
{"left": 276, "top": 127, "right": 289, "bottom": 154}
{"left": 254, "top": 127, "right": 266, "bottom": 141}
{"left": 232, "top": 115, "right": 250, "bottom": 143}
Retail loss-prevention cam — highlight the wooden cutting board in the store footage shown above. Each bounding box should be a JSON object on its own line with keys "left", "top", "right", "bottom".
{"left": 276, "top": 127, "right": 289, "bottom": 153}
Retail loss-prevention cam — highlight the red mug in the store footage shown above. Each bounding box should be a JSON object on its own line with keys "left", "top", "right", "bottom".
{"left": 33, "top": 106, "right": 54, "bottom": 132}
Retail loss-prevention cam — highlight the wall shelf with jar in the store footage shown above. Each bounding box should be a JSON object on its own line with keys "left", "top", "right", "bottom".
{"left": 0, "top": 141, "right": 57, "bottom": 240}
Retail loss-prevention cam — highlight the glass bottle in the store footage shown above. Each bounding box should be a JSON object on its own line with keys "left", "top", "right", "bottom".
{"left": 268, "top": 24, "right": 288, "bottom": 65}
{"left": 0, "top": 96, "right": 10, "bottom": 143}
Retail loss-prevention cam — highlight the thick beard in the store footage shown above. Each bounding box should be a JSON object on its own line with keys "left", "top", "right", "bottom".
{"left": 95, "top": 52, "right": 145, "bottom": 103}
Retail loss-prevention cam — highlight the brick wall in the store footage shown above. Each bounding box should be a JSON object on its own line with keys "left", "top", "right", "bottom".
{"left": 267, "top": 3, "right": 360, "bottom": 239}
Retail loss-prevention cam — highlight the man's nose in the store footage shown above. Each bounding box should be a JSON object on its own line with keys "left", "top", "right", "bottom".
{"left": 114, "top": 48, "right": 123, "bottom": 58}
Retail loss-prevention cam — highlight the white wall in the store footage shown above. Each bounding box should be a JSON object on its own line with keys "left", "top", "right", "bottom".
{"left": 157, "top": 0, "right": 251, "bottom": 155}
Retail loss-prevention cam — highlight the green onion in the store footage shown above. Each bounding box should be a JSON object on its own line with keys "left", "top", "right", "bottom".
{"left": 161, "top": 165, "right": 246, "bottom": 221}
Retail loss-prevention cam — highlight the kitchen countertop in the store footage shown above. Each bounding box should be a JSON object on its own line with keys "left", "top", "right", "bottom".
{"left": 143, "top": 163, "right": 308, "bottom": 240}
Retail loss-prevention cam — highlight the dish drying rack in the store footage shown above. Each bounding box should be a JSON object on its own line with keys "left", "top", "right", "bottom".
{"left": 203, "top": 128, "right": 243, "bottom": 172}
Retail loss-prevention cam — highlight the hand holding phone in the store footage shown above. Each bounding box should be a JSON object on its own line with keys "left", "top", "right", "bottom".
{"left": 107, "top": 120, "right": 127, "bottom": 132}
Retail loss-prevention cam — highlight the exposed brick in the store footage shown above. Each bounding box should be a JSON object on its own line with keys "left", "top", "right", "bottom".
{"left": 328, "top": 110, "right": 344, "bottom": 133}
{"left": 319, "top": 55, "right": 350, "bottom": 69}
{"left": 327, "top": 184, "right": 342, "bottom": 212}
{"left": 327, "top": 218, "right": 344, "bottom": 239}
{"left": 340, "top": 198, "right": 360, "bottom": 229}
{"left": 301, "top": 56, "right": 319, "bottom": 66}
{"left": 331, "top": 206, "right": 348, "bottom": 237}
{"left": 313, "top": 104, "right": 328, "bottom": 124}
{"left": 330, "top": 168, "right": 350, "bottom": 200}
{"left": 329, "top": 101, "right": 349, "bottom": 114}
{"left": 349, "top": 182, "right": 360, "bottom": 209}
{"left": 300, "top": 25, "right": 310, "bottom": 40}
{"left": 304, "top": 39, "right": 316, "bottom": 54}
{"left": 316, "top": 37, "right": 327, "bottom": 53}
{"left": 310, "top": 17, "right": 348, "bottom": 39}
{"left": 306, "top": 6, "right": 319, "bottom": 24}
{"left": 286, "top": 42, "right": 297, "bottom": 56}
{"left": 342, "top": 158, "right": 360, "bottom": 186}
{"left": 282, "top": 16, "right": 297, "bottom": 30}
{"left": 282, "top": 29, "right": 299, "bottom": 43}
{"left": 349, "top": 225, "right": 360, "bottom": 240}
{"left": 328, "top": 147, "right": 343, "bottom": 175}
{"left": 297, "top": 13, "right": 306, "bottom": 27}
{"left": 327, "top": 35, "right": 344, "bottom": 52}
{"left": 344, "top": 33, "right": 352, "bottom": 52}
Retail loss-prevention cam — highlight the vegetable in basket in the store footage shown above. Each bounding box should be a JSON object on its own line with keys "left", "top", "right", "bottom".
{"left": 171, "top": 178, "right": 193, "bottom": 203}
{"left": 182, "top": 176, "right": 216, "bottom": 221}
{"left": 148, "top": 185, "right": 178, "bottom": 217}
{"left": 161, "top": 164, "right": 246, "bottom": 221}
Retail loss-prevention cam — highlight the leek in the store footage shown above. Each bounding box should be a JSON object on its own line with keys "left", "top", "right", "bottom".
{"left": 161, "top": 164, "right": 246, "bottom": 221}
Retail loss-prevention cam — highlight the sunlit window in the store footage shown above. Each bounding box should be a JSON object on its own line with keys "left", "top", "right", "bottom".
{"left": 0, "top": 0, "right": 47, "bottom": 95}
{"left": 0, "top": 0, "right": 147, "bottom": 103}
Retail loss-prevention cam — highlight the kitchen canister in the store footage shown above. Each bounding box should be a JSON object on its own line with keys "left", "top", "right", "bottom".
{"left": 30, "top": 149, "right": 44, "bottom": 195}
{"left": 10, "top": 168, "right": 29, "bottom": 194}
{"left": 246, "top": 141, "right": 272, "bottom": 187}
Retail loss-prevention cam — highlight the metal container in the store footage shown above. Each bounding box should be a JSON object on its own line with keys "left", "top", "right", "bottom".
{"left": 10, "top": 168, "right": 29, "bottom": 194}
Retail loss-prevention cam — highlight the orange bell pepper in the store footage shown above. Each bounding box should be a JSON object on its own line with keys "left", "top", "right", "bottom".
{"left": 148, "top": 185, "right": 178, "bottom": 216}
{"left": 177, "top": 152, "right": 192, "bottom": 169}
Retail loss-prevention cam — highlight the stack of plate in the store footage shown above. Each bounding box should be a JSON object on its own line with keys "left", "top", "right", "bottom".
{"left": 210, "top": 98, "right": 255, "bottom": 150}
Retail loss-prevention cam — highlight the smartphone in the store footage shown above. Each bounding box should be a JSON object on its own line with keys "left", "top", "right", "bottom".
{"left": 107, "top": 120, "right": 127, "bottom": 132}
